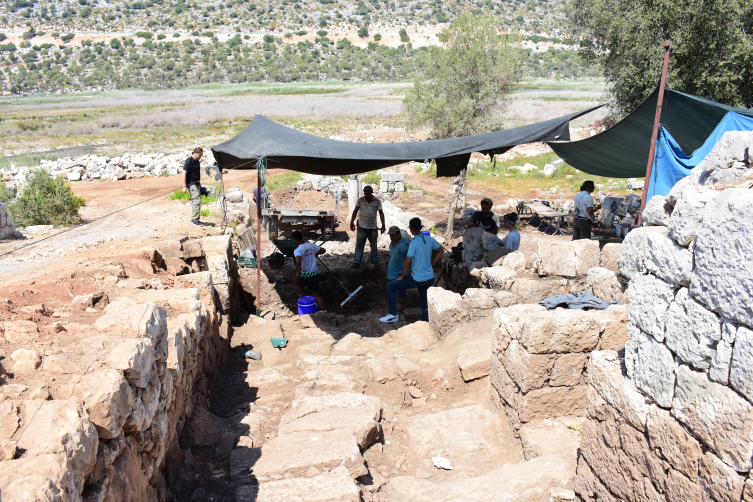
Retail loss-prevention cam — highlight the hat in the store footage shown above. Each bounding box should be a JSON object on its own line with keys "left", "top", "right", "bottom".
{"left": 409, "top": 217, "right": 423, "bottom": 231}
{"left": 388, "top": 226, "right": 401, "bottom": 235}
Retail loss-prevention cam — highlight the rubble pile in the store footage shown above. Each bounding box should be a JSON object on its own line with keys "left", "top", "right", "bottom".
{"left": 575, "top": 130, "right": 753, "bottom": 502}
{"left": 0, "top": 150, "right": 216, "bottom": 188}
{"left": 0, "top": 235, "right": 237, "bottom": 501}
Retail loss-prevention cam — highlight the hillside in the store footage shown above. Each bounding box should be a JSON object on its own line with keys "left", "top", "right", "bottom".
{"left": 0, "top": 0, "right": 600, "bottom": 95}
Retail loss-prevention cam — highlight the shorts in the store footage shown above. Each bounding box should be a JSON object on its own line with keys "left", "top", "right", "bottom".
{"left": 297, "top": 274, "right": 320, "bottom": 293}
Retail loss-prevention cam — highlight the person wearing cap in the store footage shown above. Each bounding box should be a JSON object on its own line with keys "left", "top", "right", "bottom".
{"left": 468, "top": 197, "right": 500, "bottom": 235}
{"left": 387, "top": 226, "right": 411, "bottom": 311}
{"left": 292, "top": 230, "right": 327, "bottom": 310}
{"left": 499, "top": 212, "right": 521, "bottom": 251}
{"left": 349, "top": 185, "right": 386, "bottom": 269}
{"left": 381, "top": 217, "right": 444, "bottom": 324}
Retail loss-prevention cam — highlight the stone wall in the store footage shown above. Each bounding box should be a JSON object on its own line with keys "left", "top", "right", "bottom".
{"left": 575, "top": 130, "right": 753, "bottom": 502}
{"left": 490, "top": 303, "right": 628, "bottom": 432}
{"left": 0, "top": 202, "right": 20, "bottom": 240}
{"left": 0, "top": 234, "right": 237, "bottom": 501}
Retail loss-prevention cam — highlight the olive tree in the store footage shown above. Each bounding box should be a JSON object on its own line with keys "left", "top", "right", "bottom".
{"left": 403, "top": 12, "right": 520, "bottom": 139}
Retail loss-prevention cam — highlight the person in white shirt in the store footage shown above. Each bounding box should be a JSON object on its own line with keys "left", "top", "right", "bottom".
{"left": 292, "top": 231, "right": 327, "bottom": 310}
{"left": 500, "top": 213, "right": 521, "bottom": 251}
{"left": 572, "top": 180, "right": 602, "bottom": 240}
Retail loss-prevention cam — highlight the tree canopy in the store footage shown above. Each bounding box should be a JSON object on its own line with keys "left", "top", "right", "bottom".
{"left": 566, "top": 0, "right": 753, "bottom": 117}
{"left": 403, "top": 13, "right": 521, "bottom": 139}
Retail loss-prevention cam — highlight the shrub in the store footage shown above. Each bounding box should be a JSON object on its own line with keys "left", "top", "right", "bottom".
{"left": 61, "top": 33, "right": 75, "bottom": 42}
{"left": 357, "top": 26, "right": 369, "bottom": 38}
{"left": 0, "top": 33, "right": 6, "bottom": 42}
{"left": 201, "top": 31, "right": 214, "bottom": 37}
{"left": 316, "top": 30, "right": 328, "bottom": 36}
{"left": 361, "top": 170, "right": 380, "bottom": 185}
{"left": 373, "top": 33, "right": 382, "bottom": 41}
{"left": 157, "top": 34, "right": 166, "bottom": 40}
{"left": 7, "top": 169, "right": 85, "bottom": 227}
{"left": 295, "top": 30, "right": 307, "bottom": 36}
{"left": 173, "top": 33, "right": 181, "bottom": 37}
{"left": 135, "top": 31, "right": 153, "bottom": 39}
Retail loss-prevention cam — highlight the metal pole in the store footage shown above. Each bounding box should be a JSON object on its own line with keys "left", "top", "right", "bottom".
{"left": 638, "top": 40, "right": 672, "bottom": 224}
{"left": 256, "top": 170, "right": 262, "bottom": 316}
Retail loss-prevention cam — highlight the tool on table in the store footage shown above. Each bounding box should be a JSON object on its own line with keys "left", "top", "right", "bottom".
{"left": 316, "top": 256, "right": 364, "bottom": 308}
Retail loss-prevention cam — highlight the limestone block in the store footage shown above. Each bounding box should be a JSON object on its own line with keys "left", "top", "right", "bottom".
{"left": 381, "top": 454, "right": 572, "bottom": 502}
{"left": 427, "top": 287, "right": 468, "bottom": 337}
{"left": 381, "top": 172, "right": 404, "bottom": 182}
{"left": 164, "top": 257, "right": 189, "bottom": 276}
{"left": 599, "top": 243, "right": 620, "bottom": 273}
{"left": 206, "top": 252, "right": 230, "bottom": 285}
{"left": 691, "top": 188, "right": 753, "bottom": 328}
{"left": 672, "top": 364, "right": 753, "bottom": 471}
{"left": 363, "top": 358, "right": 397, "bottom": 384}
{"left": 586, "top": 267, "right": 625, "bottom": 303}
{"left": 461, "top": 227, "right": 486, "bottom": 262}
{"left": 549, "top": 353, "right": 588, "bottom": 387}
{"left": 502, "top": 339, "right": 556, "bottom": 392}
{"left": 730, "top": 325, "right": 753, "bottom": 403}
{"left": 627, "top": 273, "right": 676, "bottom": 342}
{"left": 0, "top": 454, "right": 77, "bottom": 502}
{"left": 710, "top": 339, "right": 733, "bottom": 385}
{"left": 235, "top": 466, "right": 359, "bottom": 502}
{"left": 616, "top": 226, "right": 669, "bottom": 280}
{"left": 391, "top": 321, "right": 438, "bottom": 351}
{"left": 75, "top": 369, "right": 133, "bottom": 439}
{"left": 457, "top": 338, "right": 491, "bottom": 381}
{"left": 0, "top": 400, "right": 19, "bottom": 439}
{"left": 534, "top": 240, "right": 576, "bottom": 277}
{"left": 587, "top": 351, "right": 649, "bottom": 432}
{"left": 484, "top": 266, "right": 518, "bottom": 289}
{"left": 3, "top": 320, "right": 39, "bottom": 343}
{"left": 696, "top": 130, "right": 751, "bottom": 172}
{"left": 95, "top": 302, "right": 167, "bottom": 342}
{"left": 406, "top": 404, "right": 509, "bottom": 470}
{"left": 574, "top": 456, "right": 621, "bottom": 502}
{"left": 199, "top": 234, "right": 233, "bottom": 264}
{"left": 645, "top": 232, "right": 693, "bottom": 286}
{"left": 232, "top": 430, "right": 367, "bottom": 482}
{"left": 593, "top": 307, "right": 629, "bottom": 351}
{"left": 669, "top": 186, "right": 717, "bottom": 246}
{"left": 647, "top": 405, "right": 703, "bottom": 480}
{"left": 517, "top": 309, "right": 601, "bottom": 354}
{"left": 698, "top": 451, "right": 746, "bottom": 502}
{"left": 502, "top": 251, "right": 526, "bottom": 274}
{"left": 491, "top": 303, "right": 548, "bottom": 354}
{"left": 515, "top": 384, "right": 587, "bottom": 425}
{"left": 505, "top": 278, "right": 568, "bottom": 304}
{"left": 106, "top": 338, "right": 154, "bottom": 389}
{"left": 11, "top": 349, "right": 41, "bottom": 375}
{"left": 174, "top": 271, "right": 214, "bottom": 296}
{"left": 15, "top": 400, "right": 99, "bottom": 494}
{"left": 461, "top": 288, "right": 496, "bottom": 311}
{"left": 667, "top": 176, "right": 694, "bottom": 206}
{"left": 483, "top": 245, "right": 512, "bottom": 267}
{"left": 494, "top": 290, "right": 519, "bottom": 307}
{"left": 278, "top": 393, "right": 382, "bottom": 449}
{"left": 642, "top": 195, "right": 672, "bottom": 226}
{"left": 634, "top": 329, "right": 676, "bottom": 408}
{"left": 665, "top": 287, "right": 721, "bottom": 370}
{"left": 519, "top": 418, "right": 581, "bottom": 468}
{"left": 182, "top": 240, "right": 203, "bottom": 259}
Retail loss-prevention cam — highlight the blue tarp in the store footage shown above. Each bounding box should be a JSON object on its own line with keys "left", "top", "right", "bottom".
{"left": 648, "top": 112, "right": 753, "bottom": 199}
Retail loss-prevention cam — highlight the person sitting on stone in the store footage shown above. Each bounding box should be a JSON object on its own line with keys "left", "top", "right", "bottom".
{"left": 499, "top": 213, "right": 521, "bottom": 252}
{"left": 292, "top": 230, "right": 326, "bottom": 310}
{"left": 468, "top": 197, "right": 500, "bottom": 235}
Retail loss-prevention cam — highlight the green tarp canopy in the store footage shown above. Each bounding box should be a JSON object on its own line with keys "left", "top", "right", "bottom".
{"left": 548, "top": 88, "right": 753, "bottom": 179}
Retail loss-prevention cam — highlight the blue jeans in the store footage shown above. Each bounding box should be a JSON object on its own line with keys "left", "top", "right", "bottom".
{"left": 387, "top": 275, "right": 407, "bottom": 302}
{"left": 387, "top": 276, "right": 435, "bottom": 321}
{"left": 354, "top": 226, "right": 378, "bottom": 264}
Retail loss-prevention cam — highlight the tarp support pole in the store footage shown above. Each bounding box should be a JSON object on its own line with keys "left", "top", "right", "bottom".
{"left": 639, "top": 40, "right": 672, "bottom": 222}
{"left": 256, "top": 168, "right": 262, "bottom": 316}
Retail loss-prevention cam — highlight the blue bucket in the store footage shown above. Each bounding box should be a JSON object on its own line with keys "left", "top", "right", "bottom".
{"left": 298, "top": 296, "right": 317, "bottom": 316}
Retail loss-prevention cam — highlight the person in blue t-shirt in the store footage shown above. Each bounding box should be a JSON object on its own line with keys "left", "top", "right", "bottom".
{"left": 387, "top": 226, "right": 411, "bottom": 311}
{"left": 380, "top": 217, "right": 444, "bottom": 324}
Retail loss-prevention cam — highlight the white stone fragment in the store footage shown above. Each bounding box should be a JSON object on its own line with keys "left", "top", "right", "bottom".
{"left": 730, "top": 325, "right": 753, "bottom": 403}
{"left": 642, "top": 195, "right": 672, "bottom": 226}
{"left": 616, "top": 226, "right": 669, "bottom": 280}
{"left": 627, "top": 274, "right": 676, "bottom": 342}
{"left": 669, "top": 186, "right": 717, "bottom": 246}
{"left": 664, "top": 288, "right": 721, "bottom": 370}
{"left": 634, "top": 329, "right": 676, "bottom": 408}
{"left": 644, "top": 233, "right": 693, "bottom": 287}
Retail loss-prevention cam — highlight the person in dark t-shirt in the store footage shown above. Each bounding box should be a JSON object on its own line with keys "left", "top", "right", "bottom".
{"left": 182, "top": 147, "right": 203, "bottom": 225}
{"left": 468, "top": 197, "right": 500, "bottom": 235}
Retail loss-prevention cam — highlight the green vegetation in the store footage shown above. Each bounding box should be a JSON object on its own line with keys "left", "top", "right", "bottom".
{"left": 168, "top": 188, "right": 217, "bottom": 204}
{"left": 5, "top": 168, "right": 85, "bottom": 227}
{"left": 200, "top": 208, "right": 211, "bottom": 217}
{"left": 267, "top": 171, "right": 303, "bottom": 191}
{"left": 404, "top": 13, "right": 520, "bottom": 139}
{"left": 566, "top": 0, "right": 753, "bottom": 114}
{"left": 361, "top": 171, "right": 380, "bottom": 185}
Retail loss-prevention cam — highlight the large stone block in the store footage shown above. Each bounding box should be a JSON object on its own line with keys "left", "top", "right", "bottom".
{"left": 665, "top": 287, "right": 721, "bottom": 370}
{"left": 672, "top": 364, "right": 753, "bottom": 471}
{"left": 492, "top": 304, "right": 548, "bottom": 354}
{"left": 617, "top": 226, "right": 669, "bottom": 280}
{"left": 391, "top": 321, "right": 438, "bottom": 351}
{"left": 461, "top": 227, "right": 487, "bottom": 262}
{"left": 457, "top": 338, "right": 491, "bottom": 381}
{"left": 698, "top": 451, "right": 746, "bottom": 502}
{"left": 587, "top": 351, "right": 649, "bottom": 432}
{"left": 645, "top": 232, "right": 693, "bottom": 287}
{"left": 502, "top": 251, "right": 526, "bottom": 274}
{"left": 461, "top": 288, "right": 496, "bottom": 311}
{"left": 505, "top": 277, "right": 568, "bottom": 303}
{"left": 75, "top": 369, "right": 133, "bottom": 439}
{"left": 669, "top": 186, "right": 717, "bottom": 246}
{"left": 549, "top": 352, "right": 588, "bottom": 387}
{"left": 600, "top": 243, "right": 620, "bottom": 273}
{"left": 730, "top": 325, "right": 753, "bottom": 402}
{"left": 106, "top": 338, "right": 154, "bottom": 389}
{"left": 231, "top": 429, "right": 367, "bottom": 482}
{"left": 483, "top": 266, "right": 518, "bottom": 289}
{"left": 517, "top": 309, "right": 602, "bottom": 354}
{"left": 696, "top": 130, "right": 751, "bottom": 172}
{"left": 691, "top": 188, "right": 753, "bottom": 328}
{"left": 642, "top": 195, "right": 672, "bottom": 226}
{"left": 502, "top": 339, "right": 556, "bottom": 393}
{"left": 235, "top": 466, "right": 359, "bottom": 502}
{"left": 3, "top": 320, "right": 39, "bottom": 343}
{"left": 627, "top": 273, "right": 676, "bottom": 342}
{"left": 426, "top": 287, "right": 468, "bottom": 337}
{"left": 647, "top": 405, "right": 703, "bottom": 480}
{"left": 586, "top": 267, "right": 625, "bottom": 303}
{"left": 534, "top": 239, "right": 599, "bottom": 278}
{"left": 0, "top": 454, "right": 77, "bottom": 502}
{"left": 95, "top": 302, "right": 167, "bottom": 341}
{"left": 634, "top": 328, "right": 676, "bottom": 408}
{"left": 278, "top": 393, "right": 382, "bottom": 449}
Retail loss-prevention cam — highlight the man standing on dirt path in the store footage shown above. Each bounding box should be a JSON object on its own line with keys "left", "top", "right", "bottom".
{"left": 182, "top": 147, "right": 203, "bottom": 226}
{"left": 349, "top": 185, "right": 385, "bottom": 269}
{"left": 292, "top": 230, "right": 327, "bottom": 310}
